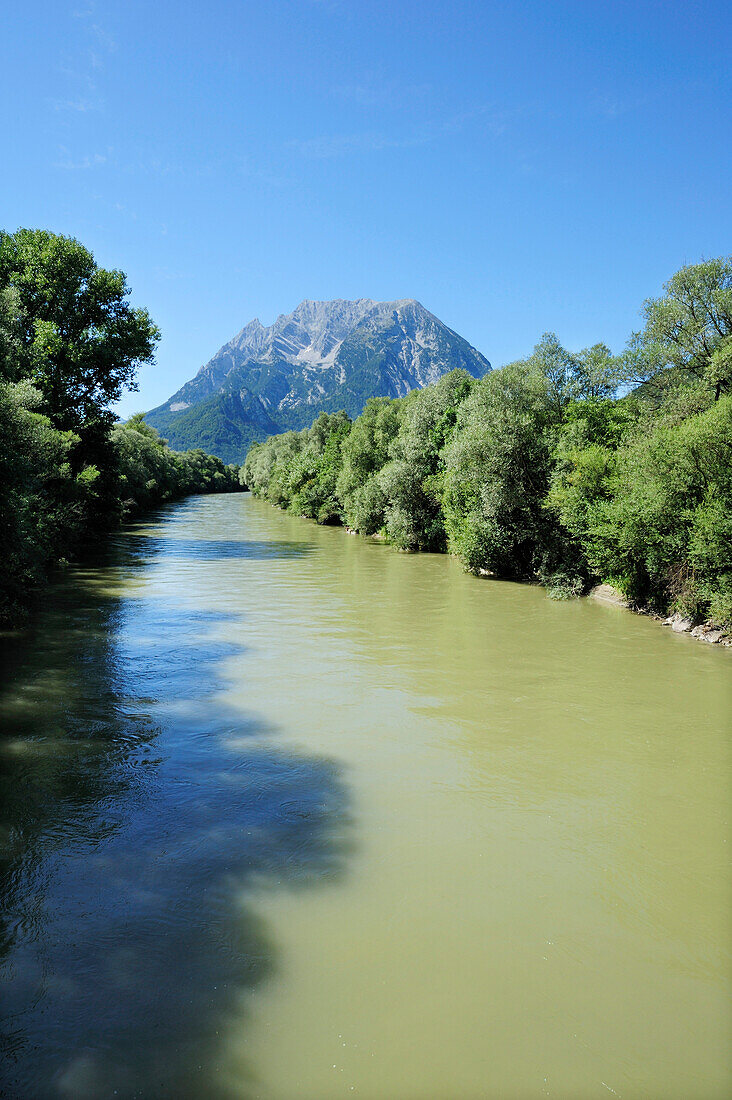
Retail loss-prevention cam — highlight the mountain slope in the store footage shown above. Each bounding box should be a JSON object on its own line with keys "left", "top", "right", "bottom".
{"left": 146, "top": 298, "right": 490, "bottom": 462}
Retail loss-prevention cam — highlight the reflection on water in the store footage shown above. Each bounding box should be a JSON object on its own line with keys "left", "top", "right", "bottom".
{"left": 121, "top": 534, "right": 317, "bottom": 564}
{"left": 0, "top": 516, "right": 348, "bottom": 1099}
{"left": 0, "top": 493, "right": 730, "bottom": 1100}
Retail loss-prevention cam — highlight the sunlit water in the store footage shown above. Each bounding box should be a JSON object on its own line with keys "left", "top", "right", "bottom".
{"left": 0, "top": 493, "right": 730, "bottom": 1099}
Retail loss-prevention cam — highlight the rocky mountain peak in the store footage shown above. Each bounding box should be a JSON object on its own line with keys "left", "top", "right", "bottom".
{"left": 146, "top": 297, "right": 490, "bottom": 463}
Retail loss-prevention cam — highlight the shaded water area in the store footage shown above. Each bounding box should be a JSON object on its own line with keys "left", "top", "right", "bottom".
{"left": 0, "top": 493, "right": 730, "bottom": 1099}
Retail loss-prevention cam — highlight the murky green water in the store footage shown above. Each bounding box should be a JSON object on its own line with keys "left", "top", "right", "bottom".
{"left": 1, "top": 493, "right": 730, "bottom": 1099}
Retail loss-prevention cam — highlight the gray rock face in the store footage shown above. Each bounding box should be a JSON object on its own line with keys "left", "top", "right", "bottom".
{"left": 671, "top": 616, "right": 695, "bottom": 633}
{"left": 146, "top": 298, "right": 490, "bottom": 462}
{"left": 663, "top": 613, "right": 730, "bottom": 644}
{"left": 589, "top": 584, "right": 629, "bottom": 607}
{"left": 690, "top": 624, "right": 726, "bottom": 643}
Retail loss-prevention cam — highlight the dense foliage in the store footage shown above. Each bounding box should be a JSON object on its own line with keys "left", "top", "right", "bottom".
{"left": 0, "top": 229, "right": 240, "bottom": 625}
{"left": 244, "top": 258, "right": 732, "bottom": 628}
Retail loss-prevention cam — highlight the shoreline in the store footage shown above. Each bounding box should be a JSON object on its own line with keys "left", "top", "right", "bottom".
{"left": 341, "top": 520, "right": 731, "bottom": 648}
{"left": 587, "top": 583, "right": 731, "bottom": 647}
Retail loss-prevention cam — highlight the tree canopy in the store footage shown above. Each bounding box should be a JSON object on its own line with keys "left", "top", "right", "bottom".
{"left": 0, "top": 228, "right": 160, "bottom": 435}
{"left": 627, "top": 257, "right": 732, "bottom": 402}
{"left": 243, "top": 256, "right": 732, "bottom": 630}
{"left": 0, "top": 228, "right": 240, "bottom": 625}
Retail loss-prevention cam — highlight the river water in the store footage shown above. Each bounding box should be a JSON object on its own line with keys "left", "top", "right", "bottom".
{"left": 0, "top": 492, "right": 730, "bottom": 1100}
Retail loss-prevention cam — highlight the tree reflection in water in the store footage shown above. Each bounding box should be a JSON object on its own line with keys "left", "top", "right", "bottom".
{"left": 0, "top": 529, "right": 349, "bottom": 1099}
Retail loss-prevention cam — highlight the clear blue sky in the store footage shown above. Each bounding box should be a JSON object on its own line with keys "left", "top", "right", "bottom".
{"left": 3, "top": 0, "right": 730, "bottom": 417}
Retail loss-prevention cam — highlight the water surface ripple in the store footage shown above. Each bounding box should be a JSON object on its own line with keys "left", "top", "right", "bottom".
{"left": 0, "top": 493, "right": 730, "bottom": 1099}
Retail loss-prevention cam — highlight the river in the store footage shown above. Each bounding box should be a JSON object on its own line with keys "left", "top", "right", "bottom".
{"left": 0, "top": 492, "right": 730, "bottom": 1099}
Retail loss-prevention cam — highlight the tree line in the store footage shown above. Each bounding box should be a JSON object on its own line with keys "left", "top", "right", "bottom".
{"left": 0, "top": 228, "right": 241, "bottom": 625}
{"left": 243, "top": 258, "right": 732, "bottom": 629}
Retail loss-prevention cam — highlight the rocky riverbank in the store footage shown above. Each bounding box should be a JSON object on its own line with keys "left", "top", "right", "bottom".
{"left": 590, "top": 585, "right": 731, "bottom": 646}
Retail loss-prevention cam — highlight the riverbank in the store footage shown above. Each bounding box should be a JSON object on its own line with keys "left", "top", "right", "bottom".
{"left": 0, "top": 404, "right": 242, "bottom": 628}
{"left": 588, "top": 583, "right": 732, "bottom": 646}
{"left": 302, "top": 510, "right": 732, "bottom": 649}
{"left": 243, "top": 369, "right": 732, "bottom": 647}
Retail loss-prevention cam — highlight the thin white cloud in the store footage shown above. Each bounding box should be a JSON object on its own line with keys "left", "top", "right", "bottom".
{"left": 288, "top": 130, "right": 421, "bottom": 158}
{"left": 588, "top": 95, "right": 626, "bottom": 119}
{"left": 289, "top": 105, "right": 510, "bottom": 159}
{"left": 52, "top": 146, "right": 223, "bottom": 179}
{"left": 333, "top": 78, "right": 432, "bottom": 109}
{"left": 55, "top": 63, "right": 97, "bottom": 92}
{"left": 53, "top": 146, "right": 110, "bottom": 170}
{"left": 89, "top": 22, "right": 116, "bottom": 52}
{"left": 52, "top": 3, "right": 113, "bottom": 117}
{"left": 49, "top": 96, "right": 103, "bottom": 112}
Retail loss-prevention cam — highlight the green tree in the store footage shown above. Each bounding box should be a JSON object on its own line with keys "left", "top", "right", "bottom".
{"left": 0, "top": 285, "right": 29, "bottom": 382}
{"left": 0, "top": 380, "right": 98, "bottom": 621}
{"left": 441, "top": 361, "right": 558, "bottom": 575}
{"left": 0, "top": 228, "right": 241, "bottom": 624}
{"left": 241, "top": 257, "right": 732, "bottom": 626}
{"left": 0, "top": 229, "right": 160, "bottom": 441}
{"left": 377, "top": 369, "right": 474, "bottom": 550}
{"left": 287, "top": 411, "right": 351, "bottom": 523}
{"left": 556, "top": 397, "right": 732, "bottom": 623}
{"left": 336, "top": 396, "right": 402, "bottom": 533}
{"left": 626, "top": 257, "right": 732, "bottom": 402}
{"left": 571, "top": 343, "right": 628, "bottom": 399}
{"left": 527, "top": 332, "right": 578, "bottom": 415}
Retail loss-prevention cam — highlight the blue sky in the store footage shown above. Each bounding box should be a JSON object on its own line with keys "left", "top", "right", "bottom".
{"left": 3, "top": 0, "right": 730, "bottom": 416}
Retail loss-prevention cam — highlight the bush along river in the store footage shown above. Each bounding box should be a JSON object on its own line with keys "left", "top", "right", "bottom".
{"left": 0, "top": 492, "right": 730, "bottom": 1099}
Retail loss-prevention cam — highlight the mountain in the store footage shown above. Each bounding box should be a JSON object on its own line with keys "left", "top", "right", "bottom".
{"left": 145, "top": 298, "right": 491, "bottom": 463}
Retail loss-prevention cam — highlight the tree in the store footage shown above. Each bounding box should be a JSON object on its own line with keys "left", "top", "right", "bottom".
{"left": 0, "top": 379, "right": 96, "bottom": 621}
{"left": 548, "top": 396, "right": 732, "bottom": 623}
{"left": 523, "top": 333, "right": 628, "bottom": 407}
{"left": 0, "top": 228, "right": 241, "bottom": 625}
{"left": 0, "top": 285, "right": 29, "bottom": 382}
{"left": 286, "top": 411, "right": 351, "bottom": 523}
{"left": 626, "top": 257, "right": 732, "bottom": 401}
{"left": 0, "top": 229, "right": 160, "bottom": 439}
{"left": 378, "top": 369, "right": 474, "bottom": 550}
{"left": 571, "top": 342, "right": 628, "bottom": 399}
{"left": 336, "top": 396, "right": 403, "bottom": 533}
{"left": 526, "top": 332, "right": 578, "bottom": 415}
{"left": 441, "top": 361, "right": 557, "bottom": 575}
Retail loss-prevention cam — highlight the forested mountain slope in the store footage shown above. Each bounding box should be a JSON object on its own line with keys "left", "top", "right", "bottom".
{"left": 146, "top": 298, "right": 490, "bottom": 462}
